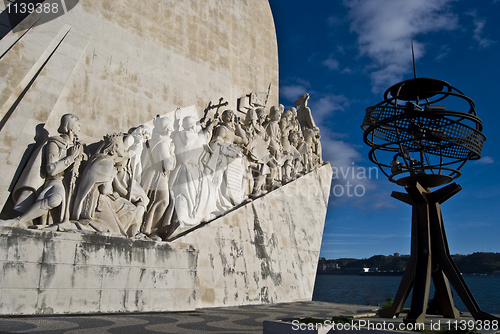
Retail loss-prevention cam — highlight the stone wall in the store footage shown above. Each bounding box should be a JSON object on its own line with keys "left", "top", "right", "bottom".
{"left": 0, "top": 226, "right": 198, "bottom": 315}
{"left": 0, "top": 0, "right": 279, "bottom": 207}
{"left": 0, "top": 163, "right": 332, "bottom": 315}
{"left": 177, "top": 163, "right": 333, "bottom": 309}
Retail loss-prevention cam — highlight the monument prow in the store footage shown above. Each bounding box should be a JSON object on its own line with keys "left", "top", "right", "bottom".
{"left": 0, "top": 0, "right": 332, "bottom": 315}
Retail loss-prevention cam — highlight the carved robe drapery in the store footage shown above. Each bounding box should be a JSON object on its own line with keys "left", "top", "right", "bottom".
{"left": 171, "top": 128, "right": 215, "bottom": 226}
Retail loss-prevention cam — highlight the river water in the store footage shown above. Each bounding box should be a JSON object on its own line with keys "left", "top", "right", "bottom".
{"left": 312, "top": 275, "right": 500, "bottom": 315}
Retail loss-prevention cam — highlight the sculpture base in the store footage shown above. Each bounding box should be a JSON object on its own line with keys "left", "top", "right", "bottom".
{"left": 0, "top": 227, "right": 198, "bottom": 315}
{"left": 0, "top": 164, "right": 332, "bottom": 315}
{"left": 380, "top": 182, "right": 498, "bottom": 323}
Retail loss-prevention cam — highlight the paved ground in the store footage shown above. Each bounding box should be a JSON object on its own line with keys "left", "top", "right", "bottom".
{"left": 0, "top": 301, "right": 376, "bottom": 333}
{"left": 1, "top": 301, "right": 498, "bottom": 334}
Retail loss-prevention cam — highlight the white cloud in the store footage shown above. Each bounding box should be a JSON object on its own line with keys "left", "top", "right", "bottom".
{"left": 310, "top": 93, "right": 350, "bottom": 122}
{"left": 322, "top": 57, "right": 340, "bottom": 70}
{"left": 280, "top": 84, "right": 308, "bottom": 102}
{"left": 304, "top": 94, "right": 396, "bottom": 209}
{"left": 341, "top": 67, "right": 353, "bottom": 74}
{"left": 473, "top": 156, "right": 494, "bottom": 165}
{"left": 465, "top": 11, "right": 496, "bottom": 48}
{"left": 435, "top": 45, "right": 451, "bottom": 61}
{"left": 315, "top": 131, "right": 394, "bottom": 209}
{"left": 344, "top": 0, "right": 459, "bottom": 93}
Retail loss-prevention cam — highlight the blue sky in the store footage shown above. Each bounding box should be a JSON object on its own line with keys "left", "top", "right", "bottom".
{"left": 269, "top": 0, "right": 500, "bottom": 259}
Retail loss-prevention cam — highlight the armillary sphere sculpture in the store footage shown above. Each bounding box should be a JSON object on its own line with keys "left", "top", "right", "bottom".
{"left": 361, "top": 76, "right": 497, "bottom": 323}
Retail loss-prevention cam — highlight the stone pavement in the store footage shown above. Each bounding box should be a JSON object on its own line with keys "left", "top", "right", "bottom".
{"left": 2, "top": 301, "right": 498, "bottom": 334}
{"left": 0, "top": 301, "right": 376, "bottom": 333}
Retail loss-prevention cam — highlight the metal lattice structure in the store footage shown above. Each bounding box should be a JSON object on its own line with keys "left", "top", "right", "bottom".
{"left": 362, "top": 77, "right": 486, "bottom": 188}
{"left": 361, "top": 76, "right": 497, "bottom": 324}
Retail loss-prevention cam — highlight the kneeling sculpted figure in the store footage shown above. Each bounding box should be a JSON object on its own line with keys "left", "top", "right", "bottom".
{"left": 0, "top": 114, "right": 83, "bottom": 229}
{"left": 72, "top": 133, "right": 144, "bottom": 236}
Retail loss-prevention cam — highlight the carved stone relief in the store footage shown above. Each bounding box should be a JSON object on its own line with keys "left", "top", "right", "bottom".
{"left": 0, "top": 94, "right": 325, "bottom": 241}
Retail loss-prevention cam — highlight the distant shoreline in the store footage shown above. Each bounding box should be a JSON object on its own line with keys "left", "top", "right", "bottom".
{"left": 318, "top": 252, "right": 500, "bottom": 276}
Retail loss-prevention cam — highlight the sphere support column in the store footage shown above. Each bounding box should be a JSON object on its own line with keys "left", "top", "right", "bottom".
{"left": 379, "top": 182, "right": 496, "bottom": 323}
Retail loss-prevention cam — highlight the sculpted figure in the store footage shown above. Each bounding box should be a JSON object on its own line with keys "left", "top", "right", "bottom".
{"left": 265, "top": 106, "right": 282, "bottom": 190}
{"left": 71, "top": 133, "right": 144, "bottom": 236}
{"left": 280, "top": 109, "right": 296, "bottom": 183}
{"left": 294, "top": 93, "right": 317, "bottom": 130}
{"left": 289, "top": 130, "right": 307, "bottom": 178}
{"left": 140, "top": 116, "right": 176, "bottom": 240}
{"left": 241, "top": 109, "right": 271, "bottom": 197}
{"left": 0, "top": 114, "right": 83, "bottom": 229}
{"left": 294, "top": 93, "right": 322, "bottom": 166}
{"left": 112, "top": 134, "right": 149, "bottom": 225}
{"left": 127, "top": 125, "right": 152, "bottom": 184}
{"left": 256, "top": 107, "right": 268, "bottom": 128}
{"left": 210, "top": 110, "right": 248, "bottom": 211}
{"left": 289, "top": 107, "right": 302, "bottom": 135}
{"left": 312, "top": 127, "right": 323, "bottom": 165}
{"left": 302, "top": 128, "right": 316, "bottom": 172}
{"left": 170, "top": 116, "right": 217, "bottom": 229}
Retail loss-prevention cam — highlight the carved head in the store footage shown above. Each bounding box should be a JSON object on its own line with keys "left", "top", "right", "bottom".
{"left": 294, "top": 93, "right": 309, "bottom": 108}
{"left": 282, "top": 109, "right": 293, "bottom": 122}
{"left": 153, "top": 116, "right": 173, "bottom": 135}
{"left": 269, "top": 106, "right": 281, "bottom": 121}
{"left": 289, "top": 107, "right": 297, "bottom": 118}
{"left": 255, "top": 108, "right": 266, "bottom": 124}
{"left": 57, "top": 114, "right": 80, "bottom": 137}
{"left": 102, "top": 133, "right": 128, "bottom": 160}
{"left": 245, "top": 109, "right": 258, "bottom": 126}
{"left": 221, "top": 110, "right": 235, "bottom": 124}
{"left": 130, "top": 125, "right": 152, "bottom": 142}
{"left": 182, "top": 116, "right": 199, "bottom": 132}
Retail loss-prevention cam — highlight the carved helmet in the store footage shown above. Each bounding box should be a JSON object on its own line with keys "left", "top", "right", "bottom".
{"left": 57, "top": 114, "right": 80, "bottom": 135}
{"left": 270, "top": 105, "right": 281, "bottom": 121}
{"left": 153, "top": 116, "right": 173, "bottom": 134}
{"left": 182, "top": 116, "right": 198, "bottom": 131}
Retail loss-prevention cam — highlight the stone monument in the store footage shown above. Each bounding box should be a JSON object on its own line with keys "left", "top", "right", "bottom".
{"left": 0, "top": 0, "right": 332, "bottom": 315}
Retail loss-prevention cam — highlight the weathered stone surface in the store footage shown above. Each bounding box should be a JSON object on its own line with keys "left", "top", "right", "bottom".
{"left": 0, "top": 163, "right": 331, "bottom": 315}
{"left": 0, "top": 0, "right": 279, "bottom": 207}
{"left": 177, "top": 163, "right": 333, "bottom": 308}
{"left": 0, "top": 227, "right": 198, "bottom": 315}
